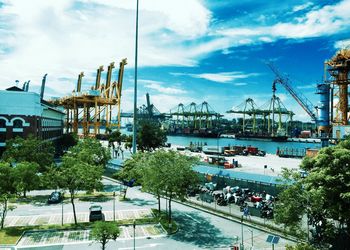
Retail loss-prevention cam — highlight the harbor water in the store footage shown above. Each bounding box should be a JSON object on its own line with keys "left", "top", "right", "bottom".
{"left": 166, "top": 135, "right": 321, "bottom": 154}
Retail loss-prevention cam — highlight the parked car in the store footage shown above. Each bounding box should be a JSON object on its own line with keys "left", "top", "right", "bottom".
{"left": 89, "top": 205, "right": 105, "bottom": 222}
{"left": 48, "top": 191, "right": 63, "bottom": 204}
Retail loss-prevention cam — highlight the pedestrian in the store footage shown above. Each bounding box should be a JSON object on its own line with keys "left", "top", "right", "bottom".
{"left": 243, "top": 206, "right": 251, "bottom": 220}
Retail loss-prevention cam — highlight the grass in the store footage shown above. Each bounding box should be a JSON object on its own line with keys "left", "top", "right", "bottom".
{"left": 151, "top": 209, "right": 178, "bottom": 234}
{"left": 0, "top": 222, "right": 93, "bottom": 244}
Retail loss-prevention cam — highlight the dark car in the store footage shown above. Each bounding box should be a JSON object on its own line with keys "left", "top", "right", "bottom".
{"left": 48, "top": 191, "right": 63, "bottom": 204}
{"left": 89, "top": 205, "right": 105, "bottom": 222}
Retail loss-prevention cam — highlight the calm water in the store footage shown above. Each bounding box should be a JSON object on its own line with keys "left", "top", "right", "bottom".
{"left": 166, "top": 135, "right": 321, "bottom": 154}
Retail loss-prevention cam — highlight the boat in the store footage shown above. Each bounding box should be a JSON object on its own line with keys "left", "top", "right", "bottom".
{"left": 167, "top": 128, "right": 219, "bottom": 138}
{"left": 234, "top": 133, "right": 288, "bottom": 142}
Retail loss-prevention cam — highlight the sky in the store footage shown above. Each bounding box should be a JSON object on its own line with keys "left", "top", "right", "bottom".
{"left": 0, "top": 0, "right": 350, "bottom": 122}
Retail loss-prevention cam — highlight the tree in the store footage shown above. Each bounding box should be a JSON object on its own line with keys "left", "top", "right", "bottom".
{"left": 0, "top": 162, "right": 17, "bottom": 229}
{"left": 1, "top": 136, "right": 54, "bottom": 172}
{"left": 68, "top": 138, "right": 111, "bottom": 167}
{"left": 137, "top": 120, "right": 167, "bottom": 152}
{"left": 158, "top": 151, "right": 199, "bottom": 223}
{"left": 13, "top": 162, "right": 40, "bottom": 197}
{"left": 286, "top": 243, "right": 317, "bottom": 250}
{"left": 140, "top": 150, "right": 198, "bottom": 223}
{"left": 274, "top": 140, "right": 350, "bottom": 248}
{"left": 57, "top": 139, "right": 107, "bottom": 225}
{"left": 58, "top": 133, "right": 78, "bottom": 152}
{"left": 113, "top": 152, "right": 148, "bottom": 199}
{"left": 58, "top": 156, "right": 103, "bottom": 225}
{"left": 91, "top": 221, "right": 120, "bottom": 250}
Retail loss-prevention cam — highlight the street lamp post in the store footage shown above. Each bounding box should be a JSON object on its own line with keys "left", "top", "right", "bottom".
{"left": 113, "top": 192, "right": 116, "bottom": 221}
{"left": 61, "top": 191, "right": 65, "bottom": 226}
{"left": 246, "top": 228, "right": 253, "bottom": 249}
{"left": 133, "top": 219, "right": 136, "bottom": 250}
{"left": 132, "top": 0, "right": 139, "bottom": 154}
{"left": 241, "top": 216, "right": 244, "bottom": 250}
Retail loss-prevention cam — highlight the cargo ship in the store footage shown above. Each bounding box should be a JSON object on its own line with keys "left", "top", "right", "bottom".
{"left": 234, "top": 133, "right": 288, "bottom": 142}
{"left": 167, "top": 127, "right": 219, "bottom": 138}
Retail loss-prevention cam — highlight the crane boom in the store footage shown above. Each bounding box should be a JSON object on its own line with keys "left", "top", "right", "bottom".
{"left": 267, "top": 63, "right": 317, "bottom": 121}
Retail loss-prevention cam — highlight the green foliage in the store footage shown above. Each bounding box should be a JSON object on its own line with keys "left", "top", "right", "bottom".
{"left": 58, "top": 133, "right": 78, "bottom": 152}
{"left": 54, "top": 139, "right": 107, "bottom": 225}
{"left": 1, "top": 136, "right": 54, "bottom": 172}
{"left": 59, "top": 156, "right": 104, "bottom": 194}
{"left": 91, "top": 221, "right": 120, "bottom": 250}
{"left": 67, "top": 138, "right": 111, "bottom": 167}
{"left": 114, "top": 152, "right": 148, "bottom": 184}
{"left": 12, "top": 162, "right": 40, "bottom": 197}
{"left": 108, "top": 130, "right": 122, "bottom": 144}
{"left": 0, "top": 162, "right": 17, "bottom": 229}
{"left": 275, "top": 140, "right": 350, "bottom": 248}
{"left": 286, "top": 243, "right": 317, "bottom": 250}
{"left": 119, "top": 150, "right": 198, "bottom": 223}
{"left": 137, "top": 120, "right": 167, "bottom": 152}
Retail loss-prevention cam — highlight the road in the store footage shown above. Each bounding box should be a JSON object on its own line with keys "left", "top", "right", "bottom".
{"left": 8, "top": 178, "right": 293, "bottom": 249}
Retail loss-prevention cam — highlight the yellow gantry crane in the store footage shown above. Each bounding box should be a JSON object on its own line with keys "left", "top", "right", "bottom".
{"left": 52, "top": 58, "right": 127, "bottom": 137}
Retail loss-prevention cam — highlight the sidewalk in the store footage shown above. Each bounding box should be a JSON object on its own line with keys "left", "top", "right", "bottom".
{"left": 184, "top": 195, "right": 298, "bottom": 243}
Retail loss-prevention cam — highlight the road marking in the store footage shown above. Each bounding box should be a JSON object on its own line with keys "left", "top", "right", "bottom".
{"left": 184, "top": 213, "right": 200, "bottom": 223}
{"left": 118, "top": 243, "right": 165, "bottom": 250}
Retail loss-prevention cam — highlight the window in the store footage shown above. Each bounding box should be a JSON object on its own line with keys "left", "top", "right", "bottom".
{"left": 13, "top": 119, "right": 23, "bottom": 128}
{"left": 0, "top": 119, "right": 6, "bottom": 128}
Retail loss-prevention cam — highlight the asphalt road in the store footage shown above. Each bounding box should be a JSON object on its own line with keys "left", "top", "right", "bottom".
{"left": 11, "top": 178, "right": 293, "bottom": 249}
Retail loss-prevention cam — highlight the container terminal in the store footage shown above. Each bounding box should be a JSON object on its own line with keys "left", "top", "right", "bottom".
{"left": 0, "top": 49, "right": 350, "bottom": 154}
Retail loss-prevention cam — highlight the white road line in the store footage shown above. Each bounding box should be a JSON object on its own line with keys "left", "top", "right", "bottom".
{"left": 184, "top": 213, "right": 200, "bottom": 223}
{"left": 118, "top": 243, "right": 165, "bottom": 250}
{"left": 141, "top": 226, "right": 148, "bottom": 237}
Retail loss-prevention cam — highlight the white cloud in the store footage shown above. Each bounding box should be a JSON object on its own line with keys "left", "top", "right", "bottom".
{"left": 139, "top": 79, "right": 187, "bottom": 94}
{"left": 293, "top": 2, "right": 313, "bottom": 12}
{"left": 214, "top": 0, "right": 350, "bottom": 48}
{"left": 184, "top": 72, "right": 259, "bottom": 83}
{"left": 0, "top": 0, "right": 211, "bottom": 93}
{"left": 334, "top": 39, "right": 350, "bottom": 49}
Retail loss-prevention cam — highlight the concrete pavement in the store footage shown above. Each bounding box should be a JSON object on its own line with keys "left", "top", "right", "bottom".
{"left": 5, "top": 209, "right": 153, "bottom": 227}
{"left": 17, "top": 224, "right": 166, "bottom": 248}
{"left": 4, "top": 177, "right": 296, "bottom": 249}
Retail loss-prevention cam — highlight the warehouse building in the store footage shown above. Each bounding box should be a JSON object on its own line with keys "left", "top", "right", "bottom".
{"left": 0, "top": 86, "right": 65, "bottom": 155}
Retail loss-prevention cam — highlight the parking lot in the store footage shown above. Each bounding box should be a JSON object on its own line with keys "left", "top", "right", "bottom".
{"left": 5, "top": 209, "right": 153, "bottom": 227}
{"left": 17, "top": 224, "right": 166, "bottom": 247}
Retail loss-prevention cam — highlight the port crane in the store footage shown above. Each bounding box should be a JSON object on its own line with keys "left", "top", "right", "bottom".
{"left": 267, "top": 63, "right": 318, "bottom": 122}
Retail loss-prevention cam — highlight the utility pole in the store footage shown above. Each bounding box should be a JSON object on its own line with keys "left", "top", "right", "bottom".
{"left": 113, "top": 192, "right": 116, "bottom": 221}
{"left": 132, "top": 0, "right": 139, "bottom": 154}
{"left": 133, "top": 220, "right": 136, "bottom": 250}
{"left": 241, "top": 216, "right": 244, "bottom": 250}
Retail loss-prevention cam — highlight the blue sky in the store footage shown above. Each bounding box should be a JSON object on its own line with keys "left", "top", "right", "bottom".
{"left": 0, "top": 0, "right": 350, "bottom": 121}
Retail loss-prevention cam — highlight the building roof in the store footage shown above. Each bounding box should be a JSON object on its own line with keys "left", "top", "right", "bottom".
{"left": 193, "top": 165, "right": 285, "bottom": 185}
{"left": 6, "top": 86, "right": 24, "bottom": 91}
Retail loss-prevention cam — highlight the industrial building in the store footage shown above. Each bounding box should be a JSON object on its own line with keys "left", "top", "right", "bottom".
{"left": 0, "top": 84, "right": 65, "bottom": 155}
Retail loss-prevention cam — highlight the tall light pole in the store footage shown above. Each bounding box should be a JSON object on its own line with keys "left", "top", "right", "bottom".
{"left": 132, "top": 0, "right": 139, "bottom": 154}
{"left": 133, "top": 219, "right": 136, "bottom": 250}
{"left": 61, "top": 191, "right": 65, "bottom": 226}
{"left": 241, "top": 216, "right": 244, "bottom": 250}
{"left": 246, "top": 228, "right": 253, "bottom": 249}
{"left": 113, "top": 192, "right": 116, "bottom": 221}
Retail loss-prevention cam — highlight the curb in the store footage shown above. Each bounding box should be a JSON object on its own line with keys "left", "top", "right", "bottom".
{"left": 173, "top": 198, "right": 299, "bottom": 243}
